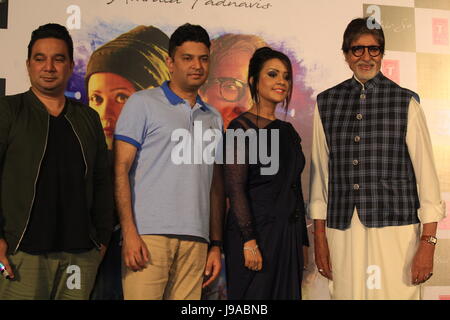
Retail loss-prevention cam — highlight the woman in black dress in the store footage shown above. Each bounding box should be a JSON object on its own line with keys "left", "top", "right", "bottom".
{"left": 224, "top": 47, "right": 309, "bottom": 300}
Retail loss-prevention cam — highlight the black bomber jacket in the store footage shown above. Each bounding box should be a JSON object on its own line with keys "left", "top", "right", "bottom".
{"left": 0, "top": 89, "right": 114, "bottom": 255}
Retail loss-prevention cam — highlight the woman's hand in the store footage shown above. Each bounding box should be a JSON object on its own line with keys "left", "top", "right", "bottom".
{"left": 243, "top": 239, "right": 263, "bottom": 272}
{"left": 303, "top": 245, "right": 309, "bottom": 270}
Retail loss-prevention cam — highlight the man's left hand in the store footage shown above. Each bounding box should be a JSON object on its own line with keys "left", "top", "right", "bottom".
{"left": 202, "top": 246, "right": 222, "bottom": 288}
{"left": 411, "top": 241, "right": 435, "bottom": 285}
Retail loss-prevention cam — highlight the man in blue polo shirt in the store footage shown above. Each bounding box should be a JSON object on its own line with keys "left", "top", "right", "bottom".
{"left": 114, "top": 23, "right": 224, "bottom": 300}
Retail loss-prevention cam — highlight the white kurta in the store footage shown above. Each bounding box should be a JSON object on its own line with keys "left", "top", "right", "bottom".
{"left": 309, "top": 93, "right": 446, "bottom": 300}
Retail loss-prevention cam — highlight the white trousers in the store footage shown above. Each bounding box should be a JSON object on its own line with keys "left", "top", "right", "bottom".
{"left": 326, "top": 209, "right": 421, "bottom": 300}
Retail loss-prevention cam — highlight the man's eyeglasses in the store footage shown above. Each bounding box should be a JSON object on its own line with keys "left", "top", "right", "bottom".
{"left": 350, "top": 45, "right": 383, "bottom": 57}
{"left": 210, "top": 77, "right": 248, "bottom": 102}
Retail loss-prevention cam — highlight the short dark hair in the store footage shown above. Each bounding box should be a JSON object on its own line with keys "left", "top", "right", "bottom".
{"left": 28, "top": 23, "right": 74, "bottom": 61}
{"left": 168, "top": 23, "right": 210, "bottom": 58}
{"left": 342, "top": 17, "right": 385, "bottom": 54}
{"left": 248, "top": 47, "right": 293, "bottom": 111}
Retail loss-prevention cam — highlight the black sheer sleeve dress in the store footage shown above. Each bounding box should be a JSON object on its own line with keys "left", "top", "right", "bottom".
{"left": 224, "top": 112, "right": 309, "bottom": 300}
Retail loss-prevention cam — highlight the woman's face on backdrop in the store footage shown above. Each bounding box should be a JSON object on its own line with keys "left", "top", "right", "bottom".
{"left": 88, "top": 72, "right": 136, "bottom": 149}
{"left": 256, "top": 58, "right": 290, "bottom": 106}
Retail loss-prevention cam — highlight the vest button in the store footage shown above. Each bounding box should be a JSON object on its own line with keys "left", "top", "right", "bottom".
{"left": 353, "top": 184, "right": 360, "bottom": 190}
{"left": 354, "top": 136, "right": 361, "bottom": 143}
{"left": 353, "top": 159, "right": 359, "bottom": 166}
{"left": 356, "top": 113, "right": 363, "bottom": 120}
{"left": 360, "top": 94, "right": 366, "bottom": 100}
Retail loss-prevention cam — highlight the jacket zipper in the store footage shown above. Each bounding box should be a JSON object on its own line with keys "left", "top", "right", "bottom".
{"left": 65, "top": 115, "right": 101, "bottom": 250}
{"left": 14, "top": 115, "right": 50, "bottom": 254}
{"left": 65, "top": 116, "right": 88, "bottom": 178}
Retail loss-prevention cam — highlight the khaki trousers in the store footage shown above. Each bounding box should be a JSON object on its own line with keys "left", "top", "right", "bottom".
{"left": 122, "top": 235, "right": 208, "bottom": 300}
{"left": 0, "top": 249, "right": 102, "bottom": 300}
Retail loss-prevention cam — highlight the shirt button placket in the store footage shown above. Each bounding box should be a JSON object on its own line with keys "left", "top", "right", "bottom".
{"left": 353, "top": 89, "right": 365, "bottom": 194}
{"left": 356, "top": 110, "right": 363, "bottom": 144}
{"left": 360, "top": 88, "right": 366, "bottom": 100}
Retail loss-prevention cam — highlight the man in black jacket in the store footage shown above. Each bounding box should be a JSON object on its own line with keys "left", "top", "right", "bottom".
{"left": 0, "top": 23, "right": 113, "bottom": 299}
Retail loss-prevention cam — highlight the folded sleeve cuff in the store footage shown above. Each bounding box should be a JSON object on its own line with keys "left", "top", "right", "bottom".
{"left": 419, "top": 200, "right": 447, "bottom": 224}
{"left": 309, "top": 201, "right": 328, "bottom": 220}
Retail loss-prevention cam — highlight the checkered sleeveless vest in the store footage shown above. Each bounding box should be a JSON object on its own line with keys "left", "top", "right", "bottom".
{"left": 316, "top": 72, "right": 420, "bottom": 230}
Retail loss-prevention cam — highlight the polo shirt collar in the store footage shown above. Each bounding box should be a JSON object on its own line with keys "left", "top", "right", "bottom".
{"left": 161, "top": 81, "right": 209, "bottom": 112}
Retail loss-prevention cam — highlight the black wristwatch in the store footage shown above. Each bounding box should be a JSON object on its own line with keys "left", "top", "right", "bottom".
{"left": 209, "top": 240, "right": 223, "bottom": 251}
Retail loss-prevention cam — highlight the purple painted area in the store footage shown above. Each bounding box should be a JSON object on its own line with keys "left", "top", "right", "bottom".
{"left": 67, "top": 21, "right": 137, "bottom": 104}
{"left": 271, "top": 42, "right": 315, "bottom": 145}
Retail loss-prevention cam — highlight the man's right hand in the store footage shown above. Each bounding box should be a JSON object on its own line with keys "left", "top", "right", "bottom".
{"left": 314, "top": 231, "right": 333, "bottom": 280}
{"left": 0, "top": 238, "right": 14, "bottom": 279}
{"left": 121, "top": 232, "right": 149, "bottom": 272}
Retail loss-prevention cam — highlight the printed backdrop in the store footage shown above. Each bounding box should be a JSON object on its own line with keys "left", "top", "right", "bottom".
{"left": 0, "top": 0, "right": 449, "bottom": 300}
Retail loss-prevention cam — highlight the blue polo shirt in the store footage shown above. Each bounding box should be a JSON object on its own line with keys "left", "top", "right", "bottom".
{"left": 114, "top": 81, "right": 223, "bottom": 241}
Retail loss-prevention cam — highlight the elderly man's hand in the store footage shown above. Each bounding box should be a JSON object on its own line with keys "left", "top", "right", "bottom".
{"left": 314, "top": 231, "right": 332, "bottom": 280}
{"left": 411, "top": 241, "right": 435, "bottom": 285}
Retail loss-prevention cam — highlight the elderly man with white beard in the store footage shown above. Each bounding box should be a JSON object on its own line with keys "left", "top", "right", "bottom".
{"left": 309, "top": 17, "right": 446, "bottom": 300}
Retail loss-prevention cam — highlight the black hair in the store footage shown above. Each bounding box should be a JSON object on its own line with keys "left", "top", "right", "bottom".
{"left": 28, "top": 23, "right": 74, "bottom": 61}
{"left": 248, "top": 46, "right": 293, "bottom": 111}
{"left": 342, "top": 17, "right": 385, "bottom": 54}
{"left": 168, "top": 23, "right": 210, "bottom": 58}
